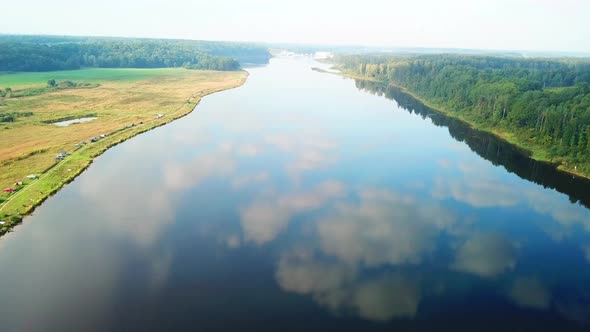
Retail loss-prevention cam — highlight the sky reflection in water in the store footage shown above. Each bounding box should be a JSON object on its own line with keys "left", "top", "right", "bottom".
{"left": 1, "top": 57, "right": 590, "bottom": 331}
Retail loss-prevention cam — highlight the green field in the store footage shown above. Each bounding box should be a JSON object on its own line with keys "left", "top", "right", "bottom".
{"left": 0, "top": 68, "right": 190, "bottom": 87}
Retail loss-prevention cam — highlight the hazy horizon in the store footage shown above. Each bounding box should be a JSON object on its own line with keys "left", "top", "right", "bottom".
{"left": 2, "top": 0, "right": 589, "bottom": 54}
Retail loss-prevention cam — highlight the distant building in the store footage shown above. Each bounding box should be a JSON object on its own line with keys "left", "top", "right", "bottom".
{"left": 314, "top": 52, "right": 334, "bottom": 60}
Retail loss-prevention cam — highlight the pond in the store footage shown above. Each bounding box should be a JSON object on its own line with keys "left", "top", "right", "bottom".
{"left": 52, "top": 116, "right": 97, "bottom": 127}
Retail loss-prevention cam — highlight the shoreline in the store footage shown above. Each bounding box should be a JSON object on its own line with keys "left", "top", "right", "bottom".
{"left": 0, "top": 70, "right": 249, "bottom": 238}
{"left": 322, "top": 68, "right": 590, "bottom": 181}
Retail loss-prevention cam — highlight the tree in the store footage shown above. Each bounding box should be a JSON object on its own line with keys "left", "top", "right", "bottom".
{"left": 0, "top": 35, "right": 270, "bottom": 72}
{"left": 336, "top": 53, "right": 590, "bottom": 167}
{"left": 47, "top": 79, "right": 57, "bottom": 87}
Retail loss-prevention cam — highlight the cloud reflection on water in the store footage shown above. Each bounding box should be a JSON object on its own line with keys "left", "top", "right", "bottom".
{"left": 451, "top": 233, "right": 518, "bottom": 278}
{"left": 73, "top": 110, "right": 590, "bottom": 325}
{"left": 317, "top": 189, "right": 455, "bottom": 266}
{"left": 270, "top": 187, "right": 458, "bottom": 321}
{"left": 163, "top": 142, "right": 236, "bottom": 191}
{"left": 276, "top": 248, "right": 421, "bottom": 321}
{"left": 6, "top": 57, "right": 590, "bottom": 331}
{"left": 582, "top": 245, "right": 590, "bottom": 263}
{"left": 432, "top": 159, "right": 590, "bottom": 235}
{"left": 240, "top": 181, "right": 345, "bottom": 245}
{"left": 510, "top": 276, "right": 551, "bottom": 310}
{"left": 264, "top": 132, "right": 337, "bottom": 180}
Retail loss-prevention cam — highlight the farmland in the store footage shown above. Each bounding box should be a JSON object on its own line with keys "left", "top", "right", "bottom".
{"left": 0, "top": 68, "right": 247, "bottom": 233}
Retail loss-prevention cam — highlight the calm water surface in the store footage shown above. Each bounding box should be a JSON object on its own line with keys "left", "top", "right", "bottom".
{"left": 1, "top": 57, "right": 590, "bottom": 331}
{"left": 52, "top": 117, "right": 97, "bottom": 127}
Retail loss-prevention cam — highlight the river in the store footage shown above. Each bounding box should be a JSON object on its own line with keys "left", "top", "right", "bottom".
{"left": 1, "top": 57, "right": 590, "bottom": 331}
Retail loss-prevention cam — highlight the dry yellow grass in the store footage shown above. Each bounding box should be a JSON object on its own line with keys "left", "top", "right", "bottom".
{"left": 0, "top": 68, "right": 247, "bottom": 233}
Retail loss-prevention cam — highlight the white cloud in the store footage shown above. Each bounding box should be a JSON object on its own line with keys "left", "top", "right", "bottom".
{"left": 582, "top": 245, "right": 590, "bottom": 264}
{"left": 452, "top": 233, "right": 517, "bottom": 278}
{"left": 239, "top": 181, "right": 346, "bottom": 244}
{"left": 240, "top": 202, "right": 291, "bottom": 245}
{"left": 226, "top": 234, "right": 241, "bottom": 249}
{"left": 354, "top": 275, "right": 421, "bottom": 321}
{"left": 163, "top": 143, "right": 235, "bottom": 191}
{"left": 431, "top": 176, "right": 519, "bottom": 208}
{"left": 510, "top": 276, "right": 550, "bottom": 310}
{"left": 317, "top": 189, "right": 455, "bottom": 266}
{"left": 237, "top": 143, "right": 261, "bottom": 157}
{"left": 276, "top": 248, "right": 421, "bottom": 321}
{"left": 264, "top": 133, "right": 336, "bottom": 180}
{"left": 78, "top": 161, "right": 177, "bottom": 248}
{"left": 525, "top": 190, "right": 590, "bottom": 231}
{"left": 276, "top": 249, "right": 357, "bottom": 307}
{"left": 231, "top": 172, "right": 270, "bottom": 190}
{"left": 432, "top": 164, "right": 590, "bottom": 236}
{"left": 273, "top": 188, "right": 453, "bottom": 321}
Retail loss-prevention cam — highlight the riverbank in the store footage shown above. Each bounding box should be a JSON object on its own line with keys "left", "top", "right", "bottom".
{"left": 323, "top": 69, "right": 590, "bottom": 181}
{"left": 0, "top": 69, "right": 248, "bottom": 236}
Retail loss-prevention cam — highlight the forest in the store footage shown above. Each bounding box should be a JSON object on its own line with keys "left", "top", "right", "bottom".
{"left": 0, "top": 35, "right": 271, "bottom": 71}
{"left": 336, "top": 54, "right": 590, "bottom": 175}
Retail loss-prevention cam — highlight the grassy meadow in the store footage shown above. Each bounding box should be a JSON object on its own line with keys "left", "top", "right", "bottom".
{"left": 0, "top": 68, "right": 247, "bottom": 234}
{"left": 0, "top": 68, "right": 190, "bottom": 87}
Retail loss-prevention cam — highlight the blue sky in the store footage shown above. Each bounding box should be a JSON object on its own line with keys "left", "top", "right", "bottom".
{"left": 1, "top": 0, "right": 589, "bottom": 52}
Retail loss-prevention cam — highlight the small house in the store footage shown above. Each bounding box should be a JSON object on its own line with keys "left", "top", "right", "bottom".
{"left": 3, "top": 188, "right": 15, "bottom": 193}
{"left": 27, "top": 174, "right": 38, "bottom": 179}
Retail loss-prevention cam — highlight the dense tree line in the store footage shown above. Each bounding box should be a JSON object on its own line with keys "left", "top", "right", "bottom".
{"left": 337, "top": 54, "right": 590, "bottom": 172}
{"left": 0, "top": 35, "right": 271, "bottom": 71}
{"left": 0, "top": 111, "right": 33, "bottom": 123}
